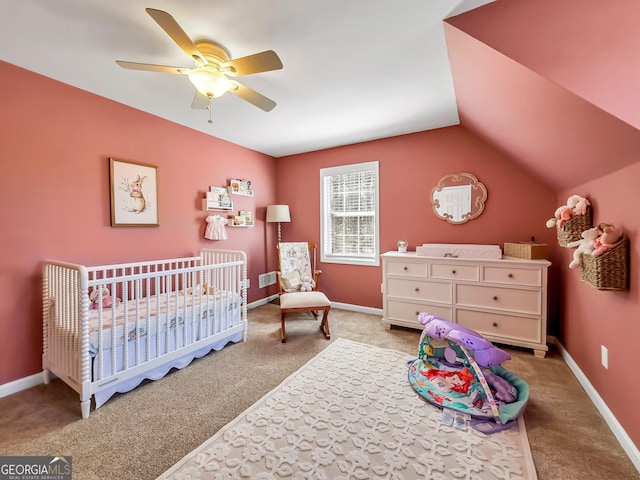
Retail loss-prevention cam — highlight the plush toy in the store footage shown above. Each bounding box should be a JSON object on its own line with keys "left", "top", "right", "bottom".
{"left": 89, "top": 287, "right": 120, "bottom": 309}
{"left": 566, "top": 227, "right": 600, "bottom": 269}
{"left": 546, "top": 195, "right": 590, "bottom": 229}
{"left": 186, "top": 283, "right": 218, "bottom": 295}
{"left": 299, "top": 275, "right": 316, "bottom": 292}
{"left": 592, "top": 225, "right": 622, "bottom": 257}
{"left": 566, "top": 194, "right": 591, "bottom": 216}
{"left": 546, "top": 205, "right": 572, "bottom": 229}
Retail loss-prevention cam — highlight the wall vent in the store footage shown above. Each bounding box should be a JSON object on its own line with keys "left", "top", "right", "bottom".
{"left": 258, "top": 271, "right": 277, "bottom": 288}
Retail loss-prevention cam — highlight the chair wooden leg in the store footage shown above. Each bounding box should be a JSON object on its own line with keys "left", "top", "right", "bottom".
{"left": 281, "top": 312, "right": 287, "bottom": 343}
{"left": 321, "top": 308, "right": 330, "bottom": 339}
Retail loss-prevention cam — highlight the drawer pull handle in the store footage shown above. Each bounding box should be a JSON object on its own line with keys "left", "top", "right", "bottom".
{"left": 492, "top": 322, "right": 498, "bottom": 327}
{"left": 492, "top": 296, "right": 498, "bottom": 301}
{"left": 508, "top": 273, "right": 514, "bottom": 278}
{"left": 415, "top": 311, "right": 420, "bottom": 316}
{"left": 404, "top": 266, "right": 408, "bottom": 271}
{"left": 451, "top": 270, "right": 456, "bottom": 274}
{"left": 415, "top": 288, "right": 420, "bottom": 292}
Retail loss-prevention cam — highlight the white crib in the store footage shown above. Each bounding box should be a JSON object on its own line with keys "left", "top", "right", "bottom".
{"left": 42, "top": 249, "right": 247, "bottom": 419}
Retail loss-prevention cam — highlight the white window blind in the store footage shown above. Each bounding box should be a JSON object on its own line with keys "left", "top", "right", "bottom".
{"left": 320, "top": 161, "right": 379, "bottom": 266}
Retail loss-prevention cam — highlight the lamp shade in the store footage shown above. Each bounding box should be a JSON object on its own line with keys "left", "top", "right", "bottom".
{"left": 266, "top": 205, "right": 291, "bottom": 223}
{"left": 188, "top": 66, "right": 232, "bottom": 98}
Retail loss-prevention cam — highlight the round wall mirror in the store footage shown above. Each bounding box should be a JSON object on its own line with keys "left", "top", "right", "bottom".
{"left": 431, "top": 173, "right": 487, "bottom": 224}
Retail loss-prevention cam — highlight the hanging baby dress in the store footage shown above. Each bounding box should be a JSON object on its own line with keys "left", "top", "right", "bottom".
{"left": 205, "top": 215, "right": 228, "bottom": 240}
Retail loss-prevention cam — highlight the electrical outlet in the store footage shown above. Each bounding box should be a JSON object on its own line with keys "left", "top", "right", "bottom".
{"left": 601, "top": 345, "right": 608, "bottom": 369}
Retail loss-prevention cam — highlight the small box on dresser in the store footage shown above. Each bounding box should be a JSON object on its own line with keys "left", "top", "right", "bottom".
{"left": 504, "top": 242, "right": 548, "bottom": 260}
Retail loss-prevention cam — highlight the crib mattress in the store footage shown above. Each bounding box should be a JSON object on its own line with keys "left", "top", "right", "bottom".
{"left": 84, "top": 290, "right": 242, "bottom": 354}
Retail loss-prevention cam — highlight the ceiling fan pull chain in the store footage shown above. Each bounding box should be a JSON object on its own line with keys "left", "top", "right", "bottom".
{"left": 207, "top": 97, "right": 213, "bottom": 124}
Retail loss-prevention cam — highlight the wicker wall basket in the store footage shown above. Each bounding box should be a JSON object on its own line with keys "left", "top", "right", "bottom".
{"left": 580, "top": 236, "right": 629, "bottom": 291}
{"left": 557, "top": 206, "right": 592, "bottom": 247}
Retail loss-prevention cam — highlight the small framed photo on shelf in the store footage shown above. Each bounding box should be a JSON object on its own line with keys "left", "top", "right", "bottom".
{"left": 228, "top": 210, "right": 254, "bottom": 227}
{"left": 230, "top": 215, "right": 246, "bottom": 226}
{"left": 239, "top": 210, "right": 253, "bottom": 226}
{"left": 205, "top": 186, "right": 233, "bottom": 210}
{"left": 229, "top": 179, "right": 254, "bottom": 196}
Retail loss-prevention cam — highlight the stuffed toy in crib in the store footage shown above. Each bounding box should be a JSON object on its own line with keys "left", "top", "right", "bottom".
{"left": 408, "top": 313, "right": 529, "bottom": 433}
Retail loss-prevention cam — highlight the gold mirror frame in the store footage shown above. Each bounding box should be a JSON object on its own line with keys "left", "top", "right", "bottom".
{"left": 431, "top": 173, "right": 487, "bottom": 224}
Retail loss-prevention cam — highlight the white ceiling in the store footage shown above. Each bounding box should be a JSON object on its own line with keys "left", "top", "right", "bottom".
{"left": 0, "top": 0, "right": 493, "bottom": 158}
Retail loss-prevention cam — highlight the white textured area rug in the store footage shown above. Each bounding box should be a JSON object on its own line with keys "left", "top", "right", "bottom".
{"left": 158, "top": 338, "right": 537, "bottom": 480}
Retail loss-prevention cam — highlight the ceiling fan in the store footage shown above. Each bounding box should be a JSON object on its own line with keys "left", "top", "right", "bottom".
{"left": 116, "top": 8, "right": 283, "bottom": 121}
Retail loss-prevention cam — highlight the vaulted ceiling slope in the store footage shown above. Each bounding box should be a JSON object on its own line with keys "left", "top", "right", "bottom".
{"left": 0, "top": 0, "right": 494, "bottom": 158}
{"left": 445, "top": 0, "right": 640, "bottom": 192}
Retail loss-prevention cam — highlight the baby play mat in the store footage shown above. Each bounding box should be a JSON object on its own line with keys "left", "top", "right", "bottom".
{"left": 408, "top": 313, "right": 529, "bottom": 431}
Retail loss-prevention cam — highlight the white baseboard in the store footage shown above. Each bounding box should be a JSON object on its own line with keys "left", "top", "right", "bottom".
{"left": 0, "top": 372, "right": 45, "bottom": 399}
{"left": 247, "top": 294, "right": 279, "bottom": 309}
{"left": 552, "top": 337, "right": 640, "bottom": 473}
{"left": 329, "top": 301, "right": 383, "bottom": 316}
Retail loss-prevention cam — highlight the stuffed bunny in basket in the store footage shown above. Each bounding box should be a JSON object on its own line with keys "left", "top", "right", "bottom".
{"left": 567, "top": 227, "right": 600, "bottom": 269}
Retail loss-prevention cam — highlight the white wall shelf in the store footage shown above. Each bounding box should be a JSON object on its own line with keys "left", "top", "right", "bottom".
{"left": 202, "top": 198, "right": 233, "bottom": 212}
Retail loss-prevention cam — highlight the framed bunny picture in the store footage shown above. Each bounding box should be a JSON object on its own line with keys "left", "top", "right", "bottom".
{"left": 109, "top": 157, "right": 159, "bottom": 226}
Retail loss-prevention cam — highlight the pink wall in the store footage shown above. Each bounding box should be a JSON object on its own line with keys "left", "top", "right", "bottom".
{"left": 446, "top": 0, "right": 640, "bottom": 448}
{"left": 275, "top": 126, "right": 558, "bottom": 308}
{"left": 446, "top": 0, "right": 640, "bottom": 131}
{"left": 0, "top": 61, "right": 278, "bottom": 384}
{"left": 444, "top": 22, "right": 640, "bottom": 192}
{"left": 557, "top": 165, "right": 640, "bottom": 448}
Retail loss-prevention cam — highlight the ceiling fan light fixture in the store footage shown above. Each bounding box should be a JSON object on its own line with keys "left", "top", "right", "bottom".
{"left": 188, "top": 66, "right": 232, "bottom": 98}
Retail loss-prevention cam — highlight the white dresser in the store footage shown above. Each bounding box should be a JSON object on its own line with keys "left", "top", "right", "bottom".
{"left": 381, "top": 251, "right": 551, "bottom": 357}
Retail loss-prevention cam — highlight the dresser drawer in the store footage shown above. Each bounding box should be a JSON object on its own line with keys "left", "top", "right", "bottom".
{"left": 386, "top": 261, "right": 427, "bottom": 277}
{"left": 456, "top": 284, "right": 540, "bottom": 315}
{"left": 456, "top": 309, "right": 541, "bottom": 343}
{"left": 387, "top": 278, "right": 452, "bottom": 303}
{"left": 483, "top": 266, "right": 541, "bottom": 287}
{"left": 387, "top": 300, "right": 452, "bottom": 324}
{"left": 430, "top": 263, "right": 479, "bottom": 281}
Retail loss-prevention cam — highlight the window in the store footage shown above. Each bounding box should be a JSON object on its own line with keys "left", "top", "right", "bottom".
{"left": 320, "top": 161, "right": 379, "bottom": 266}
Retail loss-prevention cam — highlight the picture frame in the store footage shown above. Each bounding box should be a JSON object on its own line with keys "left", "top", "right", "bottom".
{"left": 109, "top": 157, "right": 159, "bottom": 226}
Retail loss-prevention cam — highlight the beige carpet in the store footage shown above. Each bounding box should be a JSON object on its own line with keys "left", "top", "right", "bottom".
{"left": 1, "top": 304, "right": 638, "bottom": 480}
{"left": 159, "top": 338, "right": 536, "bottom": 479}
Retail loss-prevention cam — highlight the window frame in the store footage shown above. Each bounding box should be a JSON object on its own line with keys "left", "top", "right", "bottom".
{"left": 319, "top": 161, "right": 380, "bottom": 266}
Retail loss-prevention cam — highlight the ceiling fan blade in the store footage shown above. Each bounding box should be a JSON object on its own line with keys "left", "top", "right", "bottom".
{"left": 191, "top": 91, "right": 210, "bottom": 110}
{"left": 229, "top": 80, "right": 277, "bottom": 111}
{"left": 145, "top": 8, "right": 206, "bottom": 64}
{"left": 116, "top": 60, "right": 190, "bottom": 74}
{"left": 222, "top": 50, "right": 283, "bottom": 77}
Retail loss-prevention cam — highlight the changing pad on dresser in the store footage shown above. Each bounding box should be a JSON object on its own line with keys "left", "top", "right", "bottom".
{"left": 415, "top": 243, "right": 502, "bottom": 259}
